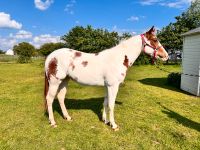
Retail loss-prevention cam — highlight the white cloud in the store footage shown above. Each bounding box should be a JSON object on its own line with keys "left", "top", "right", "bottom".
{"left": 139, "top": 0, "right": 193, "bottom": 8}
{"left": 112, "top": 25, "right": 137, "bottom": 35}
{"left": 9, "top": 30, "right": 32, "bottom": 39}
{"left": 140, "top": 0, "right": 161, "bottom": 5}
{"left": 160, "top": 0, "right": 194, "bottom": 8}
{"left": 0, "top": 37, "right": 17, "bottom": 50}
{"left": 31, "top": 34, "right": 61, "bottom": 48}
{"left": 64, "top": 0, "right": 76, "bottom": 15}
{"left": 34, "top": 0, "right": 54, "bottom": 11}
{"left": 0, "top": 12, "right": 22, "bottom": 29}
{"left": 127, "top": 16, "right": 139, "bottom": 22}
{"left": 0, "top": 33, "right": 61, "bottom": 50}
{"left": 75, "top": 20, "right": 80, "bottom": 24}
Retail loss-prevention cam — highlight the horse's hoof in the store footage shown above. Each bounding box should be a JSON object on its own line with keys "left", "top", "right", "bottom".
{"left": 111, "top": 124, "right": 119, "bottom": 131}
{"left": 67, "top": 118, "right": 73, "bottom": 121}
{"left": 64, "top": 116, "right": 73, "bottom": 121}
{"left": 103, "top": 120, "right": 110, "bottom": 125}
{"left": 51, "top": 124, "right": 57, "bottom": 128}
{"left": 112, "top": 126, "right": 119, "bottom": 131}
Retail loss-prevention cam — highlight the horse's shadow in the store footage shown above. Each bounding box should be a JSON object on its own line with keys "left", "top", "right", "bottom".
{"left": 158, "top": 102, "right": 200, "bottom": 132}
{"left": 52, "top": 97, "right": 122, "bottom": 120}
{"left": 139, "top": 77, "right": 191, "bottom": 95}
{"left": 139, "top": 77, "right": 175, "bottom": 90}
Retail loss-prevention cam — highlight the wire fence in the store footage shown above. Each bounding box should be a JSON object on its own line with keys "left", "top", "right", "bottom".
{"left": 0, "top": 54, "right": 44, "bottom": 63}
{"left": 0, "top": 54, "right": 18, "bottom": 62}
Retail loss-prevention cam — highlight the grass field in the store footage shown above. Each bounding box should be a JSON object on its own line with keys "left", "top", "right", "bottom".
{"left": 0, "top": 61, "right": 200, "bottom": 150}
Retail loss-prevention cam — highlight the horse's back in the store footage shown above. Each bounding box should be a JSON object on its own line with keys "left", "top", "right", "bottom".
{"left": 45, "top": 48, "right": 106, "bottom": 82}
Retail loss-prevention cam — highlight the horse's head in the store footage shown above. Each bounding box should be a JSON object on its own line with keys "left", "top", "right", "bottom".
{"left": 141, "top": 26, "right": 168, "bottom": 61}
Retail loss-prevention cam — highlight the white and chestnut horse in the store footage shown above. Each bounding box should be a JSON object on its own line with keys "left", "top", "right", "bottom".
{"left": 44, "top": 26, "right": 168, "bottom": 130}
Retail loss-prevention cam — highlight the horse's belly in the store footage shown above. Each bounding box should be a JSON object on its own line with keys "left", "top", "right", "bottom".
{"left": 69, "top": 68, "right": 105, "bottom": 86}
{"left": 76, "top": 78, "right": 105, "bottom": 86}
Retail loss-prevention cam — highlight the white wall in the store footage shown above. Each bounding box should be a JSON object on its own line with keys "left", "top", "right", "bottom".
{"left": 181, "top": 34, "right": 200, "bottom": 96}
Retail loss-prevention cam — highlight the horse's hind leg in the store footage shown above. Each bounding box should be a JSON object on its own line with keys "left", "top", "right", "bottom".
{"left": 57, "top": 78, "right": 72, "bottom": 121}
{"left": 107, "top": 83, "right": 120, "bottom": 131}
{"left": 102, "top": 87, "right": 109, "bottom": 124}
{"left": 46, "top": 79, "right": 61, "bottom": 127}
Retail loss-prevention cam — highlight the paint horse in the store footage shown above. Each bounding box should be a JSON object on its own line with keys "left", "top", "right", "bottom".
{"left": 44, "top": 26, "right": 168, "bottom": 130}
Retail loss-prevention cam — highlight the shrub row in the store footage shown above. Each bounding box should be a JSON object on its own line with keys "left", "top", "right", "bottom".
{"left": 167, "top": 72, "right": 181, "bottom": 88}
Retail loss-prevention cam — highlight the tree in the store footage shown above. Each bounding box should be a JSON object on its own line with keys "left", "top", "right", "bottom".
{"left": 0, "top": 50, "right": 5, "bottom": 54}
{"left": 39, "top": 42, "right": 66, "bottom": 57}
{"left": 13, "top": 42, "right": 35, "bottom": 63}
{"left": 157, "top": 0, "right": 200, "bottom": 51}
{"left": 61, "top": 25, "right": 120, "bottom": 53}
{"left": 119, "top": 32, "right": 132, "bottom": 40}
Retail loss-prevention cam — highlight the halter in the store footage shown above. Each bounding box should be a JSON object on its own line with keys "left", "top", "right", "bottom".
{"left": 140, "top": 34, "right": 163, "bottom": 64}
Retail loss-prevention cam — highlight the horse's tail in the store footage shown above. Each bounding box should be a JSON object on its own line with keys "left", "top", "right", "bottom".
{"left": 44, "top": 72, "right": 49, "bottom": 112}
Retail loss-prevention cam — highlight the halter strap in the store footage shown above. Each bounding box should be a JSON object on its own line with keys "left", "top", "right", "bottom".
{"left": 140, "top": 34, "right": 160, "bottom": 64}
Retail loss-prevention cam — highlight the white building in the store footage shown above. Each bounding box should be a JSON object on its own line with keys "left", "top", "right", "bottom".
{"left": 181, "top": 27, "right": 200, "bottom": 96}
{"left": 5, "top": 49, "right": 14, "bottom": 55}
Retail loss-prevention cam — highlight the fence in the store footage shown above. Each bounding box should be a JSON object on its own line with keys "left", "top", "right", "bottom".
{"left": 0, "top": 55, "right": 44, "bottom": 63}
{"left": 0, "top": 54, "right": 18, "bottom": 63}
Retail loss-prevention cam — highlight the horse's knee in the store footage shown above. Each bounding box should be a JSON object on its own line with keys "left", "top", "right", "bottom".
{"left": 47, "top": 98, "right": 53, "bottom": 106}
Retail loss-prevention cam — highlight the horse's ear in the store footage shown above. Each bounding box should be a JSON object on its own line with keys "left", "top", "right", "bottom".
{"left": 147, "top": 26, "right": 156, "bottom": 35}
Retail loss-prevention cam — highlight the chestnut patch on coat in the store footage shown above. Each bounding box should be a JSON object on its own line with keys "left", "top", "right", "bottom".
{"left": 81, "top": 61, "right": 88, "bottom": 67}
{"left": 121, "top": 73, "right": 125, "bottom": 76}
{"left": 145, "top": 32, "right": 159, "bottom": 48}
{"left": 47, "top": 57, "right": 58, "bottom": 79}
{"left": 74, "top": 52, "right": 82, "bottom": 57}
{"left": 123, "top": 55, "right": 129, "bottom": 68}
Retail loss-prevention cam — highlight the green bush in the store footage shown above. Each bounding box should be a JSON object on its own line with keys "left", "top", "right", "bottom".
{"left": 13, "top": 42, "right": 35, "bottom": 63}
{"left": 17, "top": 55, "right": 31, "bottom": 63}
{"left": 167, "top": 72, "right": 181, "bottom": 88}
{"left": 39, "top": 42, "right": 66, "bottom": 57}
{"left": 135, "top": 53, "right": 151, "bottom": 65}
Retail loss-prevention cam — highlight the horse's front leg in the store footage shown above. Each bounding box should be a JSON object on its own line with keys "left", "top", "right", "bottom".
{"left": 107, "top": 83, "right": 119, "bottom": 131}
{"left": 102, "top": 87, "right": 109, "bottom": 124}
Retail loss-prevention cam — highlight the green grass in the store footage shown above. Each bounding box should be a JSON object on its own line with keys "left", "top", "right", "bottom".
{"left": 0, "top": 61, "right": 200, "bottom": 150}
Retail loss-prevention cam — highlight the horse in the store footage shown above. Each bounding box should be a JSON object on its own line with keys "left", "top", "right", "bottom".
{"left": 44, "top": 26, "right": 168, "bottom": 130}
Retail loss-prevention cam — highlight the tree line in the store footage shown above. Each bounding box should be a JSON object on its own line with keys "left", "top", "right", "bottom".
{"left": 13, "top": 26, "right": 131, "bottom": 63}
{"left": 13, "top": 0, "right": 200, "bottom": 63}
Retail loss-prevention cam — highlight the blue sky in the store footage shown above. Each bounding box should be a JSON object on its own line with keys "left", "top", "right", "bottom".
{"left": 0, "top": 0, "right": 193, "bottom": 50}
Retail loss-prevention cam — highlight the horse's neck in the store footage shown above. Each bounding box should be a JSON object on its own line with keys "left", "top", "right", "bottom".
{"left": 108, "top": 35, "right": 142, "bottom": 65}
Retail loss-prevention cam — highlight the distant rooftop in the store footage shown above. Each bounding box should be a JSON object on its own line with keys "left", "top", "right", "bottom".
{"left": 182, "top": 27, "right": 200, "bottom": 36}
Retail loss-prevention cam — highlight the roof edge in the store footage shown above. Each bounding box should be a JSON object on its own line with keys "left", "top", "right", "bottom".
{"left": 181, "top": 27, "right": 200, "bottom": 36}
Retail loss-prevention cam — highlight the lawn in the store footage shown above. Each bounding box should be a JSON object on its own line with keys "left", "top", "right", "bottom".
{"left": 0, "top": 61, "right": 200, "bottom": 150}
